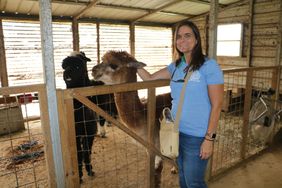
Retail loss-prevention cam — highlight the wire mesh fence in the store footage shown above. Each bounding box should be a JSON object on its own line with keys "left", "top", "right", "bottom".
{"left": 211, "top": 66, "right": 281, "bottom": 178}
{"left": 0, "top": 93, "right": 48, "bottom": 187}
{"left": 67, "top": 87, "right": 179, "bottom": 188}
{"left": 0, "top": 66, "right": 281, "bottom": 187}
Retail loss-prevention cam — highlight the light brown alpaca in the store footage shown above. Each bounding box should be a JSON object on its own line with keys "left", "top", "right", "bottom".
{"left": 91, "top": 50, "right": 171, "bottom": 187}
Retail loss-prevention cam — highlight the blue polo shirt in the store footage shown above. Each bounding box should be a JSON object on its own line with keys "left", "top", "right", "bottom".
{"left": 167, "top": 57, "right": 224, "bottom": 137}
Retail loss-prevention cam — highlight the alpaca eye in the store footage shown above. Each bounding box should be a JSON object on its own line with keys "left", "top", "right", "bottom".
{"left": 109, "top": 64, "right": 118, "bottom": 70}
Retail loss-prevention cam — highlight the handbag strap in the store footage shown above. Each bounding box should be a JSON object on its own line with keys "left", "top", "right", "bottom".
{"left": 174, "top": 69, "right": 193, "bottom": 131}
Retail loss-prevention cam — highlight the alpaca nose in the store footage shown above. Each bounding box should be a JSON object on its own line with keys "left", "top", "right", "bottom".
{"left": 92, "top": 71, "right": 102, "bottom": 80}
{"left": 92, "top": 67, "right": 99, "bottom": 77}
{"left": 65, "top": 77, "right": 72, "bottom": 82}
{"left": 64, "top": 74, "right": 72, "bottom": 82}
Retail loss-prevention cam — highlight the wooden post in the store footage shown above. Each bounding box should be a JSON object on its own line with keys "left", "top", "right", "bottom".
{"left": 241, "top": 69, "right": 253, "bottom": 159}
{"left": 274, "top": 1, "right": 282, "bottom": 98}
{"left": 72, "top": 18, "right": 79, "bottom": 52}
{"left": 96, "top": 22, "right": 101, "bottom": 64}
{"left": 247, "top": 0, "right": 254, "bottom": 67}
{"left": 0, "top": 18, "right": 8, "bottom": 87}
{"left": 38, "top": 85, "right": 57, "bottom": 188}
{"left": 57, "top": 90, "right": 80, "bottom": 187}
{"left": 130, "top": 23, "right": 135, "bottom": 56}
{"left": 275, "top": 1, "right": 282, "bottom": 67}
{"left": 206, "top": 0, "right": 218, "bottom": 181}
{"left": 39, "top": 0, "right": 65, "bottom": 187}
{"left": 147, "top": 88, "right": 156, "bottom": 188}
{"left": 172, "top": 25, "right": 176, "bottom": 59}
{"left": 205, "top": 15, "right": 209, "bottom": 56}
{"left": 208, "top": 0, "right": 218, "bottom": 59}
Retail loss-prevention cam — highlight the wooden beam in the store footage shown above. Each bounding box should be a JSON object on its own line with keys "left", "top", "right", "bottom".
{"left": 72, "top": 18, "right": 79, "bottom": 51}
{"left": 241, "top": 69, "right": 253, "bottom": 160}
{"left": 276, "top": 1, "right": 282, "bottom": 66}
{"left": 15, "top": 0, "right": 23, "bottom": 13}
{"left": 208, "top": 0, "right": 218, "bottom": 59}
{"left": 1, "top": 0, "right": 8, "bottom": 10}
{"left": 205, "top": 15, "right": 209, "bottom": 55}
{"left": 177, "top": 0, "right": 248, "bottom": 24}
{"left": 38, "top": 85, "right": 57, "bottom": 188}
{"left": 96, "top": 2, "right": 149, "bottom": 12}
{"left": 247, "top": 0, "right": 254, "bottom": 67}
{"left": 183, "top": 0, "right": 210, "bottom": 6}
{"left": 274, "top": 1, "right": 282, "bottom": 101}
{"left": 147, "top": 88, "right": 157, "bottom": 187}
{"left": 57, "top": 90, "right": 80, "bottom": 187}
{"left": 0, "top": 18, "right": 8, "bottom": 87}
{"left": 96, "top": 22, "right": 100, "bottom": 64}
{"left": 97, "top": 2, "right": 193, "bottom": 17}
{"left": 131, "top": 0, "right": 182, "bottom": 23}
{"left": 74, "top": 0, "right": 99, "bottom": 20}
{"left": 206, "top": 0, "right": 218, "bottom": 180}
{"left": 183, "top": 0, "right": 224, "bottom": 7}
{"left": 160, "top": 10, "right": 193, "bottom": 17}
{"left": 28, "top": 0, "right": 85, "bottom": 6}
{"left": 129, "top": 23, "right": 135, "bottom": 56}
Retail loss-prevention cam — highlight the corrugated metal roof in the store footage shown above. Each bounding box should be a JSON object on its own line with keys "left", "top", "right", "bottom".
{"left": 0, "top": 0, "right": 243, "bottom": 25}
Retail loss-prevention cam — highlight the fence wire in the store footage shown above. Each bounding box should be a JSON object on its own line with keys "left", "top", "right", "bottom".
{"left": 0, "top": 93, "right": 48, "bottom": 187}
{"left": 0, "top": 66, "right": 281, "bottom": 187}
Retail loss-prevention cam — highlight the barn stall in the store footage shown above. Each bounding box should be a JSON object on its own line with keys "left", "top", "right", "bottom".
{"left": 0, "top": 0, "right": 282, "bottom": 187}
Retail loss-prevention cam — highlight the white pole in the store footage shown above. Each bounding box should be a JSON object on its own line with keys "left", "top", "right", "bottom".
{"left": 38, "top": 0, "right": 65, "bottom": 187}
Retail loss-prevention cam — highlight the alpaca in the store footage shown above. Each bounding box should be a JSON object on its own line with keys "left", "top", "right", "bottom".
{"left": 62, "top": 51, "right": 117, "bottom": 183}
{"left": 66, "top": 51, "right": 117, "bottom": 137}
{"left": 91, "top": 50, "right": 172, "bottom": 187}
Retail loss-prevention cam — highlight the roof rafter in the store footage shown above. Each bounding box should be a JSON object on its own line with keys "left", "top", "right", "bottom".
{"left": 183, "top": 0, "right": 211, "bottom": 6}
{"left": 129, "top": 0, "right": 224, "bottom": 23}
{"left": 96, "top": 3, "right": 149, "bottom": 12}
{"left": 74, "top": 0, "right": 99, "bottom": 20}
{"left": 131, "top": 0, "right": 183, "bottom": 23}
{"left": 176, "top": 0, "right": 248, "bottom": 25}
{"left": 96, "top": 2, "right": 193, "bottom": 18}
{"left": 1, "top": 0, "right": 8, "bottom": 11}
{"left": 27, "top": 0, "right": 85, "bottom": 6}
{"left": 183, "top": 0, "right": 224, "bottom": 7}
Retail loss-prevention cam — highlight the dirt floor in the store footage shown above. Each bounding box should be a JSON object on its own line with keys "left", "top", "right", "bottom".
{"left": 0, "top": 120, "right": 48, "bottom": 188}
{"left": 0, "top": 120, "right": 179, "bottom": 188}
{"left": 209, "top": 142, "right": 282, "bottom": 188}
{"left": 1, "top": 119, "right": 282, "bottom": 188}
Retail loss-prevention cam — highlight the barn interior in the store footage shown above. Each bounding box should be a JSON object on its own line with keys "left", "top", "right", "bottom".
{"left": 0, "top": 0, "right": 282, "bottom": 187}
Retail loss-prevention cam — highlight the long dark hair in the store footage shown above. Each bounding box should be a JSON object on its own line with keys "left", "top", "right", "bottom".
{"left": 173, "top": 21, "right": 205, "bottom": 71}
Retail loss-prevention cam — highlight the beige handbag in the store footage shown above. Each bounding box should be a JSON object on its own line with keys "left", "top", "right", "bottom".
{"left": 159, "top": 69, "right": 193, "bottom": 159}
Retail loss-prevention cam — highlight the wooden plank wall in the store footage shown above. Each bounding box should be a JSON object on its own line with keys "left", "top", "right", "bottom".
{"left": 1, "top": 21, "right": 172, "bottom": 88}
{"left": 192, "top": 0, "right": 281, "bottom": 68}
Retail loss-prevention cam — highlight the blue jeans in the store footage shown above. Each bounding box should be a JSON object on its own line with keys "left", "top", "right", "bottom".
{"left": 177, "top": 133, "right": 208, "bottom": 188}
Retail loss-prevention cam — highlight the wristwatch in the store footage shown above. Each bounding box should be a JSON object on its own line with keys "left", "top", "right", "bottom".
{"left": 206, "top": 132, "right": 216, "bottom": 139}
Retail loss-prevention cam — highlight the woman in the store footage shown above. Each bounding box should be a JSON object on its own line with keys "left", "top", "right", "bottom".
{"left": 137, "top": 21, "right": 224, "bottom": 188}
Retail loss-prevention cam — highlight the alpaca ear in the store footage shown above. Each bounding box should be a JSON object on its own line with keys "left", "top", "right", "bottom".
{"left": 79, "top": 51, "right": 91, "bottom": 62}
{"left": 127, "top": 61, "right": 147, "bottom": 69}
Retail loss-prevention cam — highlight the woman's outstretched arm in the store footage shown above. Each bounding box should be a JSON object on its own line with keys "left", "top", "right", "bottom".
{"left": 137, "top": 67, "right": 171, "bottom": 81}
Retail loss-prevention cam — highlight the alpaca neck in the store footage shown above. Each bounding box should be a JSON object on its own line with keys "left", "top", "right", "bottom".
{"left": 114, "top": 91, "right": 147, "bottom": 130}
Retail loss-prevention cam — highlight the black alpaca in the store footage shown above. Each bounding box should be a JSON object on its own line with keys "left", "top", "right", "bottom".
{"left": 62, "top": 52, "right": 116, "bottom": 182}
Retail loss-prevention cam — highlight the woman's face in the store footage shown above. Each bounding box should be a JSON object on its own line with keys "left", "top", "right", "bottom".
{"left": 176, "top": 25, "right": 197, "bottom": 54}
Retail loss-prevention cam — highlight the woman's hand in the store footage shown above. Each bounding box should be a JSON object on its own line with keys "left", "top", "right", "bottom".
{"left": 199, "top": 139, "right": 214, "bottom": 160}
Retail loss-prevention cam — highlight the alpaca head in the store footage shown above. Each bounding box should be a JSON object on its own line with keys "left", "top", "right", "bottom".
{"left": 62, "top": 51, "right": 91, "bottom": 88}
{"left": 92, "top": 50, "right": 146, "bottom": 85}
